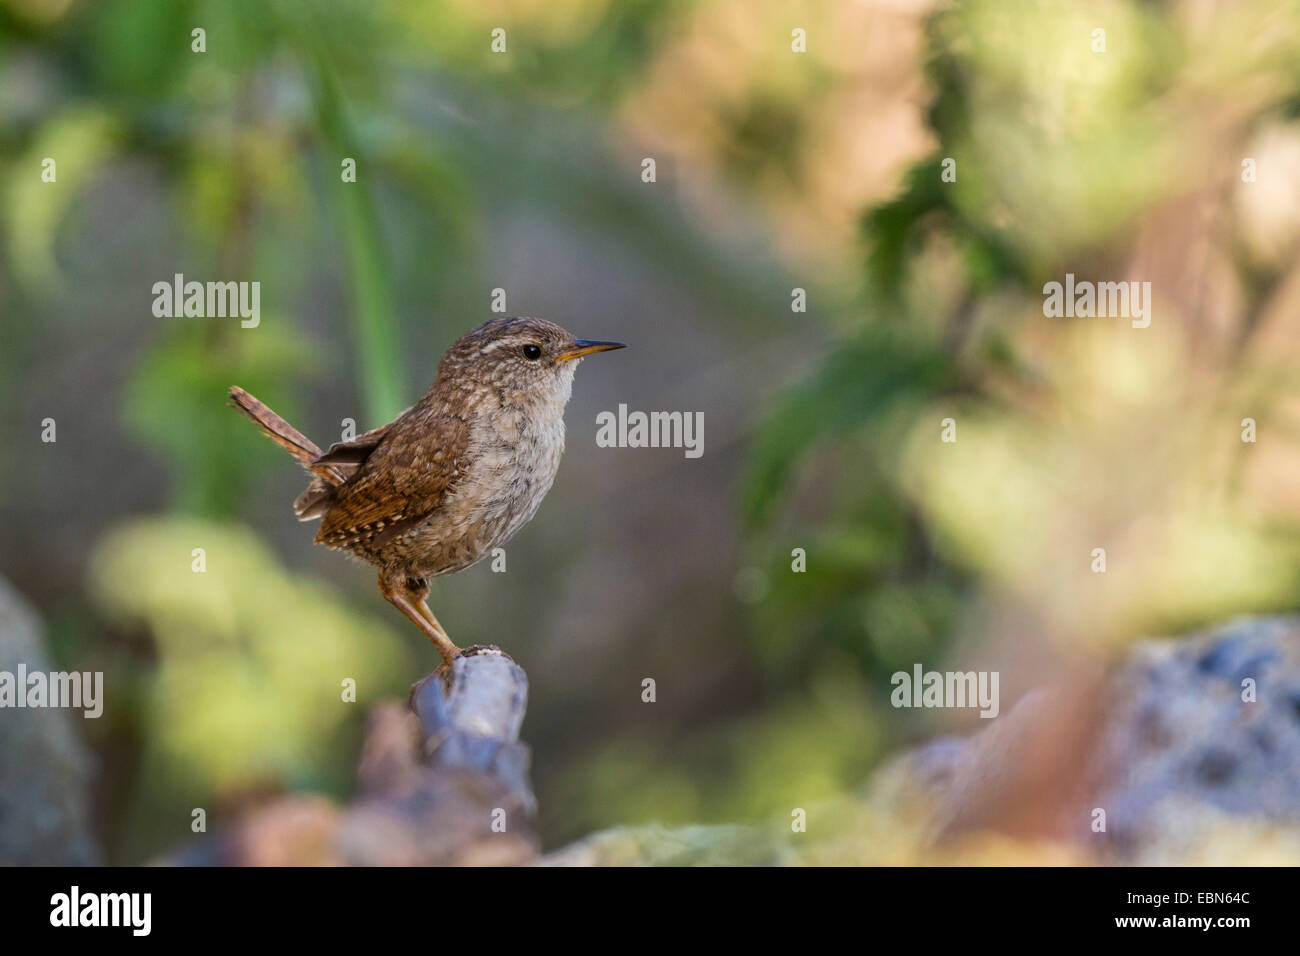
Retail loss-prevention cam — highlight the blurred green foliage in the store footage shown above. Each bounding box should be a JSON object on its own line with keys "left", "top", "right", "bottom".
{"left": 561, "top": 668, "right": 883, "bottom": 833}
{"left": 744, "top": 0, "right": 1300, "bottom": 676}
{"left": 89, "top": 518, "right": 411, "bottom": 861}
{"left": 123, "top": 323, "right": 312, "bottom": 515}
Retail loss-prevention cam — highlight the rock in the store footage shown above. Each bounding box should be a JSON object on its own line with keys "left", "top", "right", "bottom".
{"left": 1087, "top": 616, "right": 1300, "bottom": 862}
{"left": 165, "top": 647, "right": 539, "bottom": 866}
{"left": 0, "top": 576, "right": 100, "bottom": 864}
{"left": 907, "top": 616, "right": 1300, "bottom": 862}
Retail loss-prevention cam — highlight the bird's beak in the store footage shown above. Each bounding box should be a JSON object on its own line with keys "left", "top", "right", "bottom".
{"left": 556, "top": 339, "right": 627, "bottom": 362}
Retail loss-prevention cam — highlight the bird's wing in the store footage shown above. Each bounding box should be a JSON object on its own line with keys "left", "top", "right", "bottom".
{"left": 315, "top": 413, "right": 470, "bottom": 551}
{"left": 314, "top": 421, "right": 395, "bottom": 472}
{"left": 294, "top": 421, "right": 398, "bottom": 522}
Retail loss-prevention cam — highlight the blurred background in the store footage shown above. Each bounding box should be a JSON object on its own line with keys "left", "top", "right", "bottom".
{"left": 3, "top": 0, "right": 1300, "bottom": 865}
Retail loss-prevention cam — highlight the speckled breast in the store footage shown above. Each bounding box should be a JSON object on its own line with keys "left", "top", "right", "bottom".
{"left": 405, "top": 407, "right": 566, "bottom": 578}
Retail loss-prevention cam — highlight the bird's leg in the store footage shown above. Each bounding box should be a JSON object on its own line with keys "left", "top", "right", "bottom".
{"left": 408, "top": 578, "right": 461, "bottom": 677}
{"left": 405, "top": 577, "right": 448, "bottom": 633}
{"left": 378, "top": 572, "right": 461, "bottom": 667}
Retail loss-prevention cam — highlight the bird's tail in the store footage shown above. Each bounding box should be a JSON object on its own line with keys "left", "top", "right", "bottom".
{"left": 228, "top": 386, "right": 344, "bottom": 485}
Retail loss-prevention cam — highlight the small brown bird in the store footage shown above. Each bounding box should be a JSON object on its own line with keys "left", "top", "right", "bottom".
{"left": 230, "top": 316, "right": 625, "bottom": 667}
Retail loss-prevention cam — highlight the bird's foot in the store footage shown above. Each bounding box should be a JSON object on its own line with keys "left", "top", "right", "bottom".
{"left": 432, "top": 646, "right": 462, "bottom": 684}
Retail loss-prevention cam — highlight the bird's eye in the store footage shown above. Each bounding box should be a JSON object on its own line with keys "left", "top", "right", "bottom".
{"left": 522, "top": 344, "right": 542, "bottom": 360}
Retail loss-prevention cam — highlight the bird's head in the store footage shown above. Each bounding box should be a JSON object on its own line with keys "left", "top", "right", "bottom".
{"left": 438, "top": 316, "right": 625, "bottom": 409}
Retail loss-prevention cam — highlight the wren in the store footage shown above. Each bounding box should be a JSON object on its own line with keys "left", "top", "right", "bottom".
{"left": 230, "top": 316, "right": 625, "bottom": 666}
